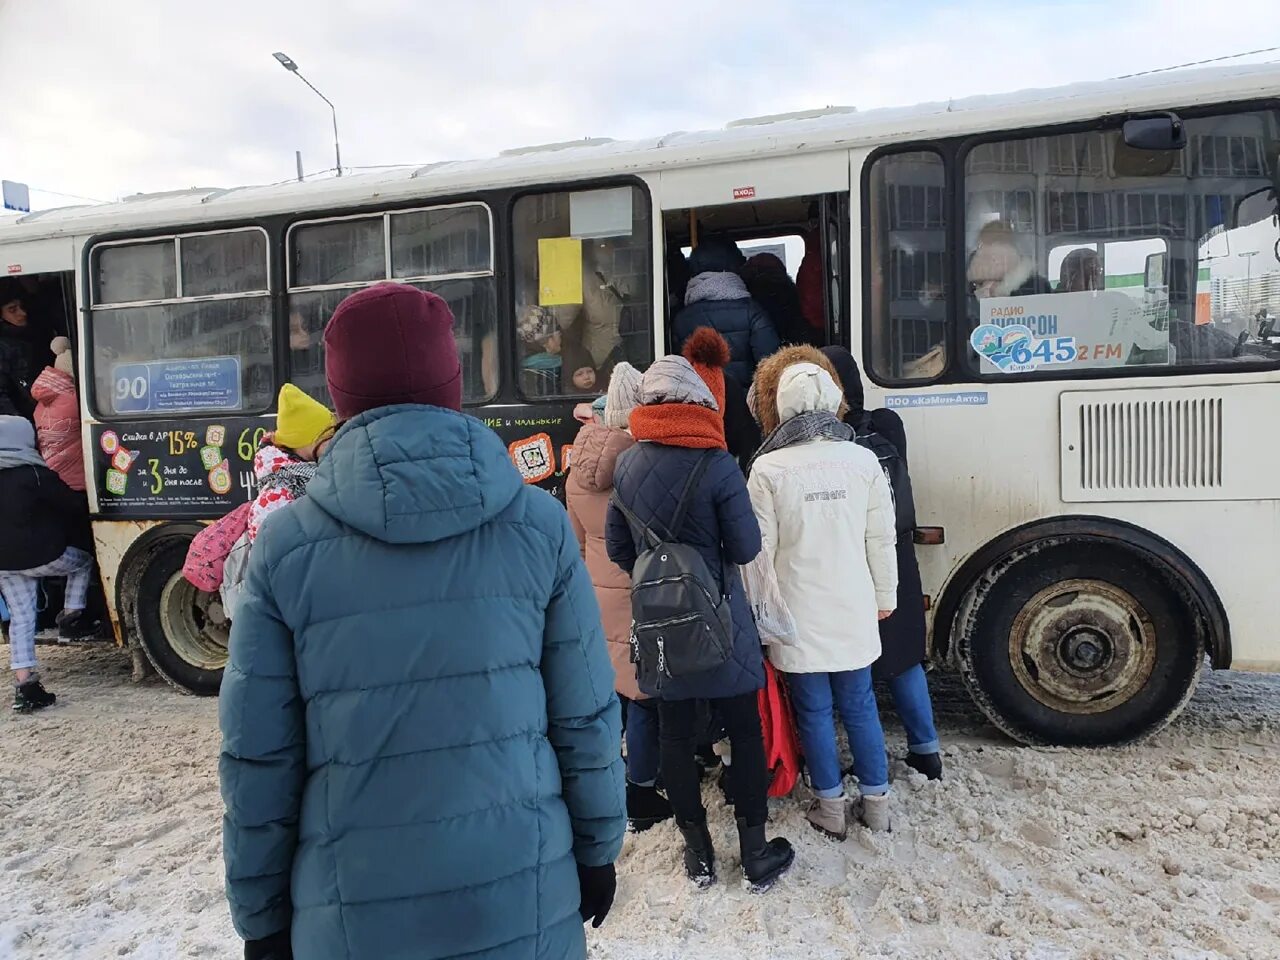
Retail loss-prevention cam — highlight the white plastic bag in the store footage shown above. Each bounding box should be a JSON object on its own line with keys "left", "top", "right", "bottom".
{"left": 739, "top": 553, "right": 798, "bottom": 647}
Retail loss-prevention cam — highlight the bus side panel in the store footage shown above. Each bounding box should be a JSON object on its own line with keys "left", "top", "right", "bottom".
{"left": 872, "top": 376, "right": 1280, "bottom": 672}
{"left": 91, "top": 519, "right": 165, "bottom": 647}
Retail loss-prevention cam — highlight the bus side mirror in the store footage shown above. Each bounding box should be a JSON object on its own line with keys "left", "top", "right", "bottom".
{"left": 1235, "top": 186, "right": 1277, "bottom": 230}
{"left": 1123, "top": 114, "right": 1186, "bottom": 151}
{"left": 1144, "top": 251, "right": 1166, "bottom": 290}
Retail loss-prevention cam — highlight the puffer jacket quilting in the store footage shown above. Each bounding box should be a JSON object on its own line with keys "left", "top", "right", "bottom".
{"left": 219, "top": 404, "right": 625, "bottom": 960}
{"left": 605, "top": 441, "right": 765, "bottom": 701}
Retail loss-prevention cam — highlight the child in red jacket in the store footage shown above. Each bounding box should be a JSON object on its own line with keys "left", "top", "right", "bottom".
{"left": 31, "top": 338, "right": 85, "bottom": 492}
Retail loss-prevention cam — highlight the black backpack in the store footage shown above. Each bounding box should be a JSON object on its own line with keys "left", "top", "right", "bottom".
{"left": 610, "top": 453, "right": 734, "bottom": 692}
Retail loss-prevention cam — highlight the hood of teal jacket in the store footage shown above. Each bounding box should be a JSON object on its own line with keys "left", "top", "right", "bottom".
{"left": 307, "top": 404, "right": 524, "bottom": 545}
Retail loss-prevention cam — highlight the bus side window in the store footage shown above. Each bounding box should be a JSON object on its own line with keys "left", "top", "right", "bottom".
{"left": 89, "top": 230, "right": 275, "bottom": 419}
{"left": 286, "top": 205, "right": 498, "bottom": 405}
{"left": 511, "top": 185, "right": 653, "bottom": 399}
{"left": 865, "top": 150, "right": 950, "bottom": 382}
{"left": 962, "top": 110, "right": 1280, "bottom": 377}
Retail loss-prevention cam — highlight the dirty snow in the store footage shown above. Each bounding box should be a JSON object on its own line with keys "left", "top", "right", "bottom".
{"left": 3, "top": 644, "right": 1280, "bottom": 960}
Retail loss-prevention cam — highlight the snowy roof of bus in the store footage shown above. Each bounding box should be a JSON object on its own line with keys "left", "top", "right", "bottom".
{"left": 3, "top": 61, "right": 1278, "bottom": 242}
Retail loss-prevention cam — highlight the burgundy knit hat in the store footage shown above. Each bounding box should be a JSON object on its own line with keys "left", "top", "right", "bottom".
{"left": 324, "top": 282, "right": 462, "bottom": 418}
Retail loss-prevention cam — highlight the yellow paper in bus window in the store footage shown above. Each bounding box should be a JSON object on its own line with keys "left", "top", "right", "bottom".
{"left": 537, "top": 238, "right": 583, "bottom": 306}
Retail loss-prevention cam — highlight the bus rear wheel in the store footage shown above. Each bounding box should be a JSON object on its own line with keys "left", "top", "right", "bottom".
{"left": 955, "top": 539, "right": 1203, "bottom": 746}
{"left": 131, "top": 538, "right": 229, "bottom": 696}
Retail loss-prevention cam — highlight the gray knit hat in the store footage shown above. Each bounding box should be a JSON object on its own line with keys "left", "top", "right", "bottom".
{"left": 604, "top": 361, "right": 643, "bottom": 429}
{"left": 637, "top": 356, "right": 718, "bottom": 411}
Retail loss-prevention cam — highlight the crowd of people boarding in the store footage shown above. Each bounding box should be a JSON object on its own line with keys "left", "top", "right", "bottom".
{"left": 0, "top": 278, "right": 102, "bottom": 712}
{"left": 203, "top": 232, "right": 942, "bottom": 960}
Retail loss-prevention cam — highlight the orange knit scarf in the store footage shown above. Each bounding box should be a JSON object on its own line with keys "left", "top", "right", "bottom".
{"left": 629, "top": 403, "right": 727, "bottom": 450}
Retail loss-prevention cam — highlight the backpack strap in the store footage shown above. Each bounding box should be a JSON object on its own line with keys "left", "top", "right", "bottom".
{"left": 666, "top": 451, "right": 714, "bottom": 542}
{"left": 610, "top": 449, "right": 715, "bottom": 549}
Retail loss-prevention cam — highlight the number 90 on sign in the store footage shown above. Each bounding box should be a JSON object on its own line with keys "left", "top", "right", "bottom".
{"left": 115, "top": 376, "right": 148, "bottom": 402}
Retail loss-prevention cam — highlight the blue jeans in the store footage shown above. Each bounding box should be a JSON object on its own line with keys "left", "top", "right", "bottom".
{"left": 788, "top": 668, "right": 889, "bottom": 798}
{"left": 626, "top": 698, "right": 660, "bottom": 787}
{"left": 886, "top": 663, "right": 940, "bottom": 755}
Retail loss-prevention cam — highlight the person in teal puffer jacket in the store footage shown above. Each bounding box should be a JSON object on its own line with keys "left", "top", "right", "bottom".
{"left": 219, "top": 282, "right": 626, "bottom": 960}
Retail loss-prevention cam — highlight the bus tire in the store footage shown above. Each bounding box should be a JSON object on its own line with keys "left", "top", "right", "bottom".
{"left": 954, "top": 537, "right": 1203, "bottom": 747}
{"left": 131, "top": 536, "right": 230, "bottom": 696}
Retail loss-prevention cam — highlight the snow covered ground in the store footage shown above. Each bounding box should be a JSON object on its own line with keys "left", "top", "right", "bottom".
{"left": 3, "top": 643, "right": 1280, "bottom": 960}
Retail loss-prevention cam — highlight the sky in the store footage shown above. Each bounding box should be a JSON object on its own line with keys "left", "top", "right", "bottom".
{"left": 1, "top": 0, "right": 1277, "bottom": 212}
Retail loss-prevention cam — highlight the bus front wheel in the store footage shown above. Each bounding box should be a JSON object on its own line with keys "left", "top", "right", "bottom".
{"left": 954, "top": 538, "right": 1204, "bottom": 746}
{"left": 129, "top": 537, "right": 230, "bottom": 696}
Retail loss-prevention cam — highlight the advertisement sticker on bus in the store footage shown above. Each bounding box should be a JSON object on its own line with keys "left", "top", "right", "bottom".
{"left": 91, "top": 417, "right": 272, "bottom": 518}
{"left": 111, "top": 357, "right": 242, "bottom": 414}
{"left": 975, "top": 292, "right": 1171, "bottom": 373}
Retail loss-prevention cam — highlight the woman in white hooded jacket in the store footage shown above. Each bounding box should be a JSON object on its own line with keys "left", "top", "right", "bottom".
{"left": 746, "top": 361, "right": 898, "bottom": 837}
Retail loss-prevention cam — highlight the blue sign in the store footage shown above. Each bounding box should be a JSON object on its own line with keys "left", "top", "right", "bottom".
{"left": 885, "top": 392, "right": 988, "bottom": 409}
{"left": 112, "top": 357, "right": 241, "bottom": 414}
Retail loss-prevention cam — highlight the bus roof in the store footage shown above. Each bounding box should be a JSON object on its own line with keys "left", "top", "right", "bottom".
{"left": 3, "top": 62, "right": 1278, "bottom": 243}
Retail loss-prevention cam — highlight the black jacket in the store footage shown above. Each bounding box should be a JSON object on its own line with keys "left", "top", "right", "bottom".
{"left": 0, "top": 463, "right": 90, "bottom": 570}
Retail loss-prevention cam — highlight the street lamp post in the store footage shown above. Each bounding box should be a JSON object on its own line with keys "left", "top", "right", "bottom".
{"left": 1239, "top": 250, "right": 1260, "bottom": 330}
{"left": 273, "top": 52, "right": 343, "bottom": 177}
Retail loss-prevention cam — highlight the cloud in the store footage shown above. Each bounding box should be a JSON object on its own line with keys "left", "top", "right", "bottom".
{"left": 1, "top": 0, "right": 1277, "bottom": 209}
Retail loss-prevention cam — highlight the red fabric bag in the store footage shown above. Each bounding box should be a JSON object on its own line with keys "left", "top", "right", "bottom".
{"left": 758, "top": 661, "right": 803, "bottom": 798}
{"left": 182, "top": 501, "right": 252, "bottom": 592}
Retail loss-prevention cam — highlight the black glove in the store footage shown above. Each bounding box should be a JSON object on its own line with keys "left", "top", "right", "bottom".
{"left": 577, "top": 862, "right": 617, "bottom": 929}
{"left": 244, "top": 930, "right": 292, "bottom": 960}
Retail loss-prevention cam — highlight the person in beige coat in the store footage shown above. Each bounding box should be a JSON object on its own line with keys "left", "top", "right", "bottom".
{"left": 567, "top": 362, "right": 672, "bottom": 833}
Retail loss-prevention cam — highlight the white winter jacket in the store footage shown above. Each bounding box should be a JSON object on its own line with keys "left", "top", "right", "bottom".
{"left": 746, "top": 364, "right": 898, "bottom": 674}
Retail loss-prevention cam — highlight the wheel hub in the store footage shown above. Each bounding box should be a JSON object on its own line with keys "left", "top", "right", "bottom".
{"left": 1009, "top": 579, "right": 1157, "bottom": 715}
{"left": 159, "top": 570, "right": 230, "bottom": 672}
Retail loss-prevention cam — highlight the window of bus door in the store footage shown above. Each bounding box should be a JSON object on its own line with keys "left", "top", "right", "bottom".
{"left": 865, "top": 150, "right": 950, "bottom": 382}
{"left": 512, "top": 184, "right": 652, "bottom": 399}
{"left": 89, "top": 228, "right": 274, "bottom": 418}
{"left": 286, "top": 203, "right": 497, "bottom": 405}
{"left": 963, "top": 108, "right": 1280, "bottom": 377}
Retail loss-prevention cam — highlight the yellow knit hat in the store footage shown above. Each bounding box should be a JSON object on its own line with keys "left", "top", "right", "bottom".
{"left": 274, "top": 383, "right": 335, "bottom": 451}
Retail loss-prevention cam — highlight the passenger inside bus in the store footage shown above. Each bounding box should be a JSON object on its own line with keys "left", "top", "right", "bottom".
{"left": 1059, "top": 248, "right": 1104, "bottom": 293}
{"left": 0, "top": 277, "right": 63, "bottom": 418}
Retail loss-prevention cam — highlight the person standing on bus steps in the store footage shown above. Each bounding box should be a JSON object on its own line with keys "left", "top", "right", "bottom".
{"left": 746, "top": 355, "right": 899, "bottom": 837}
{"left": 822, "top": 346, "right": 943, "bottom": 782}
{"left": 672, "top": 237, "right": 781, "bottom": 386}
{"left": 0, "top": 416, "right": 100, "bottom": 712}
{"left": 0, "top": 279, "right": 51, "bottom": 420}
{"left": 565, "top": 361, "right": 673, "bottom": 832}
{"left": 740, "top": 252, "right": 818, "bottom": 348}
{"left": 607, "top": 327, "right": 794, "bottom": 892}
{"left": 219, "top": 282, "right": 625, "bottom": 960}
{"left": 31, "top": 338, "right": 86, "bottom": 492}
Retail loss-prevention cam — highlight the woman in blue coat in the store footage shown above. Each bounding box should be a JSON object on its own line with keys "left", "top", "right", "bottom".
{"left": 219, "top": 283, "right": 626, "bottom": 960}
{"left": 606, "top": 328, "right": 793, "bottom": 892}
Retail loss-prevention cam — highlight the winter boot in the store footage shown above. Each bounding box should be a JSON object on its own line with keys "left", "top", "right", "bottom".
{"left": 56, "top": 609, "right": 100, "bottom": 642}
{"left": 736, "top": 818, "right": 794, "bottom": 892}
{"left": 626, "top": 782, "right": 673, "bottom": 833}
{"left": 13, "top": 677, "right": 57, "bottom": 713}
{"left": 677, "top": 820, "right": 716, "bottom": 888}
{"left": 905, "top": 751, "right": 944, "bottom": 781}
{"left": 805, "top": 796, "right": 848, "bottom": 841}
{"left": 860, "top": 793, "right": 891, "bottom": 833}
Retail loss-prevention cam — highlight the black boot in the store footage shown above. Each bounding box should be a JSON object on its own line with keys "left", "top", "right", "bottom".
{"left": 736, "top": 818, "right": 794, "bottom": 893}
{"left": 627, "top": 782, "right": 673, "bottom": 833}
{"left": 56, "top": 609, "right": 101, "bottom": 642}
{"left": 718, "top": 765, "right": 736, "bottom": 808}
{"left": 13, "top": 678, "right": 57, "bottom": 713}
{"left": 905, "top": 751, "right": 944, "bottom": 781}
{"left": 676, "top": 820, "right": 716, "bottom": 888}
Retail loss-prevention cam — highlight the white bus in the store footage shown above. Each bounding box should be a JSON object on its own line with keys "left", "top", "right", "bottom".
{"left": 1, "top": 63, "right": 1276, "bottom": 745}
